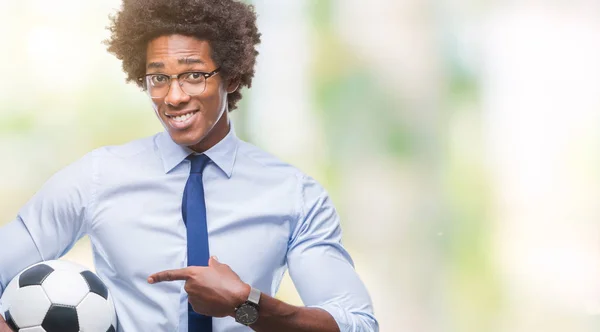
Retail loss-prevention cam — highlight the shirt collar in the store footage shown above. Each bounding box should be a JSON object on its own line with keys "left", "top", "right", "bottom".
{"left": 157, "top": 121, "right": 239, "bottom": 178}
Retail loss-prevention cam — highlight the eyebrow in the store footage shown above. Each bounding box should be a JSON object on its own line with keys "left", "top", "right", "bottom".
{"left": 180, "top": 58, "right": 205, "bottom": 65}
{"left": 146, "top": 58, "right": 205, "bottom": 69}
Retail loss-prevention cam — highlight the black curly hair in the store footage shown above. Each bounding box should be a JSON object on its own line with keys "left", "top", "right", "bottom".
{"left": 105, "top": 0, "right": 261, "bottom": 111}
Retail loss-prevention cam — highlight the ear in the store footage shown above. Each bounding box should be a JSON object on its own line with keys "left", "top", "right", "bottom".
{"left": 226, "top": 78, "right": 240, "bottom": 94}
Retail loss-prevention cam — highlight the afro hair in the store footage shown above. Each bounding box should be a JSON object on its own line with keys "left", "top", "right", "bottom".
{"left": 105, "top": 0, "right": 261, "bottom": 111}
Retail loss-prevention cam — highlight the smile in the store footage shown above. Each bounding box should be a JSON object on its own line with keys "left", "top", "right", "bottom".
{"left": 164, "top": 110, "right": 199, "bottom": 130}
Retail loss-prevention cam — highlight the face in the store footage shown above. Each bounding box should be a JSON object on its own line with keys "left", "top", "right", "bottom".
{"left": 145, "top": 35, "right": 237, "bottom": 152}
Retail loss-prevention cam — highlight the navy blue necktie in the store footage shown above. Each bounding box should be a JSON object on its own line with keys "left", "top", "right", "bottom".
{"left": 182, "top": 154, "right": 212, "bottom": 331}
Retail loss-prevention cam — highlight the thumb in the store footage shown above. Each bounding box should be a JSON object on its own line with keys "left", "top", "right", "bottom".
{"left": 208, "top": 256, "right": 220, "bottom": 267}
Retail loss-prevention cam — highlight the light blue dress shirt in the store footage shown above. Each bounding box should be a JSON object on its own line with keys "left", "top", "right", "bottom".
{"left": 0, "top": 123, "right": 378, "bottom": 331}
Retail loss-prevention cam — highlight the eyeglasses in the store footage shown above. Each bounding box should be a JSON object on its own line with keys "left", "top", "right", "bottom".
{"left": 137, "top": 68, "right": 220, "bottom": 99}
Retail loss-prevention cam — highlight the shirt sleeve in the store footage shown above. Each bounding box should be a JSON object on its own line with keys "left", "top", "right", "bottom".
{"left": 0, "top": 219, "right": 44, "bottom": 307}
{"left": 286, "top": 175, "right": 379, "bottom": 332}
{"left": 0, "top": 150, "right": 97, "bottom": 298}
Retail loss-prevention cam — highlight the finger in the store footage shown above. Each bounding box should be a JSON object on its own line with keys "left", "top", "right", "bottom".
{"left": 148, "top": 268, "right": 191, "bottom": 284}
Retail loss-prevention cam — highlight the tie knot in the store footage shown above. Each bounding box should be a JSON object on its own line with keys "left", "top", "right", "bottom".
{"left": 187, "top": 154, "right": 211, "bottom": 174}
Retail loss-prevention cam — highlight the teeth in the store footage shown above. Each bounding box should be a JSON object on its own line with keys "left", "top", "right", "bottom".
{"left": 172, "top": 112, "right": 195, "bottom": 122}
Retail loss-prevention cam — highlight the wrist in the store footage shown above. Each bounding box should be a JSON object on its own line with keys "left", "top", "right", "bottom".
{"left": 230, "top": 282, "right": 251, "bottom": 317}
{"left": 233, "top": 285, "right": 261, "bottom": 326}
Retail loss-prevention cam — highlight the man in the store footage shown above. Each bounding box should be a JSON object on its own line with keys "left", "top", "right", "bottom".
{"left": 0, "top": 0, "right": 378, "bottom": 331}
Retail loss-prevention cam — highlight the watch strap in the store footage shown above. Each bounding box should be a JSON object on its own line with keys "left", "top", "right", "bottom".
{"left": 248, "top": 287, "right": 261, "bottom": 305}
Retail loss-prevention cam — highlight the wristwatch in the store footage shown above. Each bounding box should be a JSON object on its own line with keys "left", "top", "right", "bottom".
{"left": 234, "top": 286, "right": 260, "bottom": 325}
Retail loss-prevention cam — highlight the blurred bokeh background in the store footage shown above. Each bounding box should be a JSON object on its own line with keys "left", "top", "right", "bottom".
{"left": 1, "top": 0, "right": 600, "bottom": 331}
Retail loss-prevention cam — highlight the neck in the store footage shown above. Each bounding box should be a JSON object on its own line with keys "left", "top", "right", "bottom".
{"left": 188, "top": 110, "right": 230, "bottom": 153}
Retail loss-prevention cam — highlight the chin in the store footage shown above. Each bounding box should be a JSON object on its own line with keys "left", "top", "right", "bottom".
{"left": 169, "top": 132, "right": 202, "bottom": 146}
{"left": 168, "top": 129, "right": 207, "bottom": 147}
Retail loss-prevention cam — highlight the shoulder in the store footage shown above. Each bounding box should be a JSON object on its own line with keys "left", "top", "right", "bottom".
{"left": 87, "top": 133, "right": 163, "bottom": 172}
{"left": 235, "top": 140, "right": 329, "bottom": 198}
{"left": 236, "top": 140, "right": 307, "bottom": 181}
{"left": 53, "top": 134, "right": 163, "bottom": 190}
{"left": 96, "top": 133, "right": 160, "bottom": 159}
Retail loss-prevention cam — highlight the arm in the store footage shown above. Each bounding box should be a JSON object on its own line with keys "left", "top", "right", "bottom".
{"left": 281, "top": 176, "right": 379, "bottom": 332}
{"left": 232, "top": 176, "right": 377, "bottom": 331}
{"left": 10, "top": 151, "right": 96, "bottom": 261}
{"left": 0, "top": 151, "right": 96, "bottom": 325}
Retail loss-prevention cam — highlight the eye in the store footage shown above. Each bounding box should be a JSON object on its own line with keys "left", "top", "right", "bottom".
{"left": 183, "top": 72, "right": 205, "bottom": 83}
{"left": 150, "top": 75, "right": 168, "bottom": 85}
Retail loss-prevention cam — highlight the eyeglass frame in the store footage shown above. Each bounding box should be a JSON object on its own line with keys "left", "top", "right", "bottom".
{"left": 137, "top": 68, "right": 221, "bottom": 99}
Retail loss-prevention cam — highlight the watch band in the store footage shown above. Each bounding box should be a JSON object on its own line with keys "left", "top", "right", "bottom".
{"left": 248, "top": 287, "right": 261, "bottom": 305}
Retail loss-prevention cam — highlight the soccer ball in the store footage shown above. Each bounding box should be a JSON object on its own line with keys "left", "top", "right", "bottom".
{"left": 0, "top": 260, "right": 117, "bottom": 332}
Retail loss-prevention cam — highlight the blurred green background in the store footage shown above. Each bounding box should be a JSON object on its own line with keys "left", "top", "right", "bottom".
{"left": 1, "top": 0, "right": 600, "bottom": 331}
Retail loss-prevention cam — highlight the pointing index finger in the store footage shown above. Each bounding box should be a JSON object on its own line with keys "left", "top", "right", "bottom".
{"left": 148, "top": 268, "right": 191, "bottom": 284}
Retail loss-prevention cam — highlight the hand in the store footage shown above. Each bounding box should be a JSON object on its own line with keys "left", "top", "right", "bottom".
{"left": 0, "top": 315, "right": 13, "bottom": 332}
{"left": 148, "top": 256, "right": 250, "bottom": 318}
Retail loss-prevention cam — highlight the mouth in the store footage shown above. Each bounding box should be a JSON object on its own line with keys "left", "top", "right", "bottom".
{"left": 164, "top": 109, "right": 199, "bottom": 130}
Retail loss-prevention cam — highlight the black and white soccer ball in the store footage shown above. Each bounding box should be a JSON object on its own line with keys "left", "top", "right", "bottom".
{"left": 0, "top": 260, "right": 117, "bottom": 332}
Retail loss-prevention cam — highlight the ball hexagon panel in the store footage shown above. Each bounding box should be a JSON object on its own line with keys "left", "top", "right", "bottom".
{"left": 77, "top": 292, "right": 113, "bottom": 332}
{"left": 9, "top": 285, "right": 51, "bottom": 328}
{"left": 41, "top": 305, "right": 79, "bottom": 332}
{"left": 19, "top": 264, "right": 54, "bottom": 287}
{"left": 41, "top": 270, "right": 89, "bottom": 306}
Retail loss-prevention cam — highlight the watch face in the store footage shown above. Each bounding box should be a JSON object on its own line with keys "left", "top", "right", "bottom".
{"left": 235, "top": 303, "right": 259, "bottom": 325}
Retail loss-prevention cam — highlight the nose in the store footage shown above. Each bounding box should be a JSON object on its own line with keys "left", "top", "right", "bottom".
{"left": 163, "top": 79, "right": 191, "bottom": 107}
